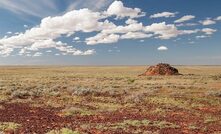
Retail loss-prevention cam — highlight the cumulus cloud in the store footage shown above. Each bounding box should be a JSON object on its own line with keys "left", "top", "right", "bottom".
{"left": 33, "top": 52, "right": 42, "bottom": 57}
{"left": 200, "top": 18, "right": 216, "bottom": 25}
{"left": 6, "top": 31, "right": 12, "bottom": 34}
{"left": 181, "top": 29, "right": 200, "bottom": 34}
{"left": 86, "top": 33, "right": 120, "bottom": 45}
{"left": 196, "top": 35, "right": 210, "bottom": 39}
{"left": 144, "top": 22, "right": 180, "bottom": 39}
{"left": 0, "top": 46, "right": 13, "bottom": 57}
{"left": 157, "top": 46, "right": 168, "bottom": 51}
{"left": 106, "top": 1, "right": 145, "bottom": 19}
{"left": 0, "top": 1, "right": 216, "bottom": 57}
{"left": 24, "top": 25, "right": 28, "bottom": 28}
{"left": 46, "top": 50, "right": 52, "bottom": 53}
{"left": 145, "top": 22, "right": 199, "bottom": 39}
{"left": 0, "top": 8, "right": 103, "bottom": 56}
{"left": 215, "top": 16, "right": 221, "bottom": 21}
{"left": 73, "top": 37, "right": 80, "bottom": 41}
{"left": 125, "top": 18, "right": 138, "bottom": 25}
{"left": 121, "top": 32, "right": 152, "bottom": 39}
{"left": 86, "top": 20, "right": 198, "bottom": 44}
{"left": 202, "top": 28, "right": 217, "bottom": 35}
{"left": 102, "top": 22, "right": 143, "bottom": 34}
{"left": 176, "top": 23, "right": 198, "bottom": 27}
{"left": 150, "top": 12, "right": 177, "bottom": 18}
{"left": 175, "top": 15, "right": 195, "bottom": 23}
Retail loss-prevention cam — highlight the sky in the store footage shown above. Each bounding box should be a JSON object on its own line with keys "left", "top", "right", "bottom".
{"left": 0, "top": 0, "right": 221, "bottom": 65}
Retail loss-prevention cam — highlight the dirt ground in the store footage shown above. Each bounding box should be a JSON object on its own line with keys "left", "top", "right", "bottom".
{"left": 0, "top": 66, "right": 220, "bottom": 134}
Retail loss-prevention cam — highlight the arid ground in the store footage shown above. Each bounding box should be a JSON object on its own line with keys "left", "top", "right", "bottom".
{"left": 0, "top": 66, "right": 220, "bottom": 134}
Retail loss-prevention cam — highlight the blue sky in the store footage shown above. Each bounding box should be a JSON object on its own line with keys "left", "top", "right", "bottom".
{"left": 0, "top": 0, "right": 221, "bottom": 65}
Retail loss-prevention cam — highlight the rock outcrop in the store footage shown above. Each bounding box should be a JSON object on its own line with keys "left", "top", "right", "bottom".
{"left": 139, "top": 63, "right": 181, "bottom": 76}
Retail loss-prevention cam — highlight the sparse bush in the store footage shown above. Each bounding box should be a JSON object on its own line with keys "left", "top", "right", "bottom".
{"left": 46, "top": 128, "right": 80, "bottom": 134}
{"left": 206, "top": 90, "right": 221, "bottom": 97}
{"left": 211, "top": 74, "right": 221, "bottom": 80}
{"left": 188, "top": 124, "right": 199, "bottom": 130}
{"left": 49, "top": 91, "right": 61, "bottom": 97}
{"left": 11, "top": 90, "right": 31, "bottom": 99}
{"left": 104, "top": 88, "right": 128, "bottom": 97}
{"left": 204, "top": 116, "right": 218, "bottom": 124}
{"left": 11, "top": 89, "right": 43, "bottom": 99}
{"left": 124, "top": 91, "right": 149, "bottom": 103}
{"left": 0, "top": 122, "right": 21, "bottom": 132}
{"left": 127, "top": 78, "right": 135, "bottom": 84}
{"left": 72, "top": 88, "right": 96, "bottom": 96}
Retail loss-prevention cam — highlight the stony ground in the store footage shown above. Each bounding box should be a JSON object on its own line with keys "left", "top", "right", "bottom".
{"left": 0, "top": 66, "right": 220, "bottom": 134}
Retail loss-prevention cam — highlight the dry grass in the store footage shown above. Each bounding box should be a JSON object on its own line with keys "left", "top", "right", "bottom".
{"left": 0, "top": 66, "right": 221, "bottom": 133}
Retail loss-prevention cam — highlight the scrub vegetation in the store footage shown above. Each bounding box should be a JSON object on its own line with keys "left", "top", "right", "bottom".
{"left": 0, "top": 66, "right": 220, "bottom": 133}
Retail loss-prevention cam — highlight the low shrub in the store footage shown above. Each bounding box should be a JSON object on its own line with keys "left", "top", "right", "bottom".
{"left": 46, "top": 128, "right": 80, "bottom": 134}
{"left": 206, "top": 90, "right": 221, "bottom": 97}
{"left": 11, "top": 90, "right": 31, "bottom": 99}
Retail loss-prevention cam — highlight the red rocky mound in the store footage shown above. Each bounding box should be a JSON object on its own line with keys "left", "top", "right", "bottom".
{"left": 139, "top": 63, "right": 181, "bottom": 76}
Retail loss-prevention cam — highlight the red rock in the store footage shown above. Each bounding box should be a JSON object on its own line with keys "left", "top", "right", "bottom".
{"left": 139, "top": 63, "right": 181, "bottom": 76}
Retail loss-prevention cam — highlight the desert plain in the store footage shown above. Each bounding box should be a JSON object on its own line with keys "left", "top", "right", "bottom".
{"left": 0, "top": 66, "right": 220, "bottom": 134}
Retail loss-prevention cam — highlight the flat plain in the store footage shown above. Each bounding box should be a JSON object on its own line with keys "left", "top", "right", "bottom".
{"left": 0, "top": 66, "right": 221, "bottom": 134}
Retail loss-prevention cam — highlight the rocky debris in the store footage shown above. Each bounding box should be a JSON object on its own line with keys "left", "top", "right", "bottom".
{"left": 139, "top": 63, "right": 181, "bottom": 76}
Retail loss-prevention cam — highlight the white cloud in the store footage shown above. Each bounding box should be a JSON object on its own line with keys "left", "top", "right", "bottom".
{"left": 0, "top": 8, "right": 102, "bottom": 56}
{"left": 87, "top": 20, "right": 197, "bottom": 43}
{"left": 106, "top": 1, "right": 145, "bottom": 19}
{"left": 73, "top": 37, "right": 80, "bottom": 41}
{"left": 202, "top": 28, "right": 217, "bottom": 35}
{"left": 125, "top": 19, "right": 138, "bottom": 25}
{"left": 200, "top": 19, "right": 216, "bottom": 25}
{"left": 0, "top": 46, "right": 13, "bottom": 57}
{"left": 14, "top": 32, "right": 21, "bottom": 35}
{"left": 29, "top": 39, "right": 56, "bottom": 51}
{"left": 33, "top": 52, "right": 42, "bottom": 57}
{"left": 215, "top": 16, "right": 221, "bottom": 21}
{"left": 196, "top": 35, "right": 210, "bottom": 39}
{"left": 18, "top": 48, "right": 26, "bottom": 55}
{"left": 24, "top": 25, "right": 28, "bottom": 28}
{"left": 102, "top": 22, "right": 143, "bottom": 34}
{"left": 176, "top": 23, "right": 198, "bottom": 27}
{"left": 175, "top": 15, "right": 195, "bottom": 23}
{"left": 86, "top": 33, "right": 120, "bottom": 45}
{"left": 157, "top": 46, "right": 168, "bottom": 51}
{"left": 144, "top": 22, "right": 180, "bottom": 39}
{"left": 7, "top": 31, "right": 12, "bottom": 34}
{"left": 0, "top": 1, "right": 216, "bottom": 57}
{"left": 189, "top": 41, "right": 195, "bottom": 44}
{"left": 181, "top": 29, "right": 200, "bottom": 34}
{"left": 121, "top": 32, "right": 152, "bottom": 39}
{"left": 46, "top": 50, "right": 52, "bottom": 53}
{"left": 83, "top": 50, "right": 96, "bottom": 55}
{"left": 150, "top": 12, "right": 177, "bottom": 18}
